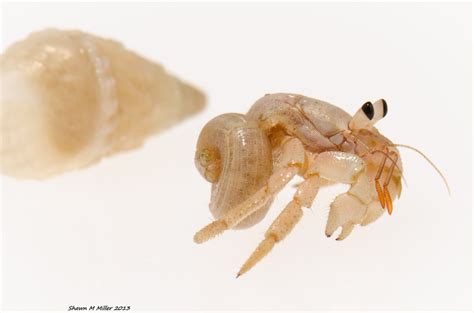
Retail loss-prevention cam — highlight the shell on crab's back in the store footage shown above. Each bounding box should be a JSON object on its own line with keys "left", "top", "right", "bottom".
{"left": 196, "top": 113, "right": 274, "bottom": 228}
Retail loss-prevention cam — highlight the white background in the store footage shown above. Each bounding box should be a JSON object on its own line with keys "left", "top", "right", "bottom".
{"left": 1, "top": 2, "right": 471, "bottom": 311}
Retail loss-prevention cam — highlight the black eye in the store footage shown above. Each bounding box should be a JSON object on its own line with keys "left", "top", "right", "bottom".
{"left": 361, "top": 101, "right": 374, "bottom": 120}
{"left": 381, "top": 99, "right": 388, "bottom": 117}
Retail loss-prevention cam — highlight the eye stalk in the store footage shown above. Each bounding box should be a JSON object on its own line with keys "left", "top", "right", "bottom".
{"left": 349, "top": 99, "right": 387, "bottom": 130}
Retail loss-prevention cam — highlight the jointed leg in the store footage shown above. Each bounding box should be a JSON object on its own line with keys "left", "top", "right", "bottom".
{"left": 236, "top": 175, "right": 322, "bottom": 277}
{"left": 194, "top": 138, "right": 305, "bottom": 244}
{"left": 325, "top": 191, "right": 366, "bottom": 240}
{"left": 312, "top": 151, "right": 375, "bottom": 240}
{"left": 326, "top": 168, "right": 394, "bottom": 238}
{"left": 374, "top": 151, "right": 398, "bottom": 215}
{"left": 383, "top": 154, "right": 398, "bottom": 214}
{"left": 193, "top": 166, "right": 298, "bottom": 243}
{"left": 374, "top": 153, "right": 387, "bottom": 208}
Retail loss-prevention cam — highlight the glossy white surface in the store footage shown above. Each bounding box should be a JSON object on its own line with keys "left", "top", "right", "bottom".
{"left": 1, "top": 2, "right": 471, "bottom": 310}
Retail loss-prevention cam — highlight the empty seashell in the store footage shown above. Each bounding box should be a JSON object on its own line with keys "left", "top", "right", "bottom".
{"left": 0, "top": 29, "right": 205, "bottom": 179}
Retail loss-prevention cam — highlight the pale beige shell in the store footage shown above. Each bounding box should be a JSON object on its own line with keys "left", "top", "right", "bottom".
{"left": 195, "top": 113, "right": 273, "bottom": 228}
{"left": 0, "top": 29, "right": 205, "bottom": 179}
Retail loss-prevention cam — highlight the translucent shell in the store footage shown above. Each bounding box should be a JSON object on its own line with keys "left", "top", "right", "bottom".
{"left": 195, "top": 113, "right": 273, "bottom": 228}
{"left": 0, "top": 29, "right": 205, "bottom": 179}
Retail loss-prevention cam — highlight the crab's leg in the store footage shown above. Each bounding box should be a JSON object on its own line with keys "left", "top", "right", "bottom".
{"left": 236, "top": 175, "right": 322, "bottom": 277}
{"left": 193, "top": 138, "right": 305, "bottom": 244}
{"left": 237, "top": 150, "right": 380, "bottom": 276}
{"left": 314, "top": 151, "right": 377, "bottom": 240}
{"left": 383, "top": 154, "right": 398, "bottom": 215}
{"left": 374, "top": 153, "right": 387, "bottom": 208}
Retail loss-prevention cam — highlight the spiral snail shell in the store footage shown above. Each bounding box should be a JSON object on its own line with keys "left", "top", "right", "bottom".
{"left": 195, "top": 113, "right": 273, "bottom": 228}
{"left": 0, "top": 29, "right": 205, "bottom": 179}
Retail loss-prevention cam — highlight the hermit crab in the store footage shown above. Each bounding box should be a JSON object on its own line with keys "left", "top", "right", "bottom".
{"left": 0, "top": 29, "right": 205, "bottom": 179}
{"left": 194, "top": 93, "right": 448, "bottom": 277}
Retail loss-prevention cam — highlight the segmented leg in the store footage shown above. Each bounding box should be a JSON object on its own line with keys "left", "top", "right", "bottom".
{"left": 383, "top": 154, "right": 398, "bottom": 214}
{"left": 194, "top": 138, "right": 305, "bottom": 244}
{"left": 374, "top": 151, "right": 399, "bottom": 215}
{"left": 326, "top": 171, "right": 384, "bottom": 240}
{"left": 236, "top": 175, "right": 322, "bottom": 277}
{"left": 374, "top": 153, "right": 387, "bottom": 208}
{"left": 325, "top": 190, "right": 367, "bottom": 239}
{"left": 311, "top": 151, "right": 374, "bottom": 240}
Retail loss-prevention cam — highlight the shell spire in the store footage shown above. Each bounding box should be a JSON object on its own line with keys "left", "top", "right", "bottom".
{"left": 0, "top": 29, "right": 205, "bottom": 179}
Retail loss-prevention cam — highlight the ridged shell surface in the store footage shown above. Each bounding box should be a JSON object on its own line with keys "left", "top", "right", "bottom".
{"left": 195, "top": 113, "right": 273, "bottom": 228}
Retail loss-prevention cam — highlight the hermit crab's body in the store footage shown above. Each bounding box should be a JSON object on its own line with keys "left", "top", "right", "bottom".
{"left": 195, "top": 93, "right": 403, "bottom": 277}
